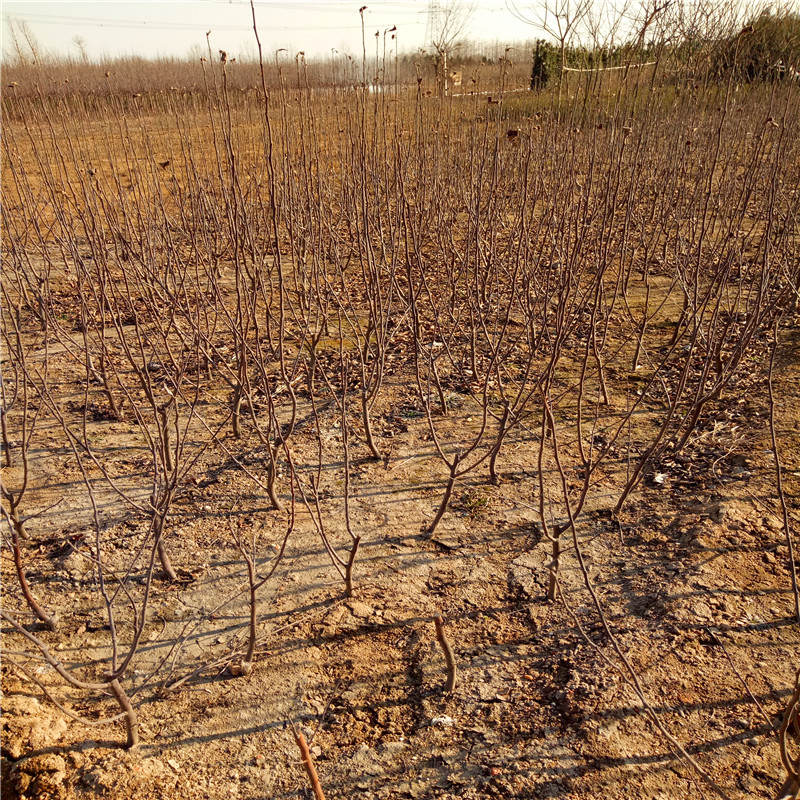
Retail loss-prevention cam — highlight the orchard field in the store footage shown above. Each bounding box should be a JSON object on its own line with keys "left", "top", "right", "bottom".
{"left": 2, "top": 21, "right": 800, "bottom": 800}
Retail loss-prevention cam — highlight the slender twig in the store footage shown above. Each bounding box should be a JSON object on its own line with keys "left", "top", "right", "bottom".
{"left": 291, "top": 723, "right": 326, "bottom": 800}
{"left": 434, "top": 613, "right": 457, "bottom": 694}
{"left": 768, "top": 320, "right": 800, "bottom": 624}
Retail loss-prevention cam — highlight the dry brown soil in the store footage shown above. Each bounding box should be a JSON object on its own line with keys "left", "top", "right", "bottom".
{"left": 2, "top": 318, "right": 800, "bottom": 800}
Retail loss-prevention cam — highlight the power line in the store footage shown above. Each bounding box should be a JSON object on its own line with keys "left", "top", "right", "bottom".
{"left": 0, "top": 13, "right": 377, "bottom": 33}
{"left": 1, "top": 4, "right": 426, "bottom": 30}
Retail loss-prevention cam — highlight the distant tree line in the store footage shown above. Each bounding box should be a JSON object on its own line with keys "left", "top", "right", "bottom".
{"left": 717, "top": 9, "right": 800, "bottom": 81}
{"left": 526, "top": 9, "right": 800, "bottom": 89}
{"left": 3, "top": 8, "right": 798, "bottom": 99}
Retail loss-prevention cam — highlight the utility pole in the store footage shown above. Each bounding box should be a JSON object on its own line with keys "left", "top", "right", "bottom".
{"left": 425, "top": 0, "right": 441, "bottom": 51}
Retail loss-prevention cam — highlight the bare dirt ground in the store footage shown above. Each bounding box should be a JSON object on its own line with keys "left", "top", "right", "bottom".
{"left": 2, "top": 309, "right": 800, "bottom": 800}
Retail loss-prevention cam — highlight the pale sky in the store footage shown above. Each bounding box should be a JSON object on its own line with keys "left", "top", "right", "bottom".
{"left": 1, "top": 1, "right": 545, "bottom": 62}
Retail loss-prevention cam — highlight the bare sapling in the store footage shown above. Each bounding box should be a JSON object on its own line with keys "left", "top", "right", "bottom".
{"left": 295, "top": 350, "right": 361, "bottom": 597}
{"left": 1, "top": 610, "right": 140, "bottom": 748}
{"left": 768, "top": 320, "right": 800, "bottom": 624}
{"left": 0, "top": 315, "right": 59, "bottom": 630}
{"left": 2, "top": 508, "right": 59, "bottom": 632}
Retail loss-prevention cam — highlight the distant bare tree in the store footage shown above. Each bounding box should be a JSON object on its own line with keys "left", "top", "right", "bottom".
{"left": 509, "top": 0, "right": 593, "bottom": 100}
{"left": 430, "top": 1, "right": 474, "bottom": 94}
